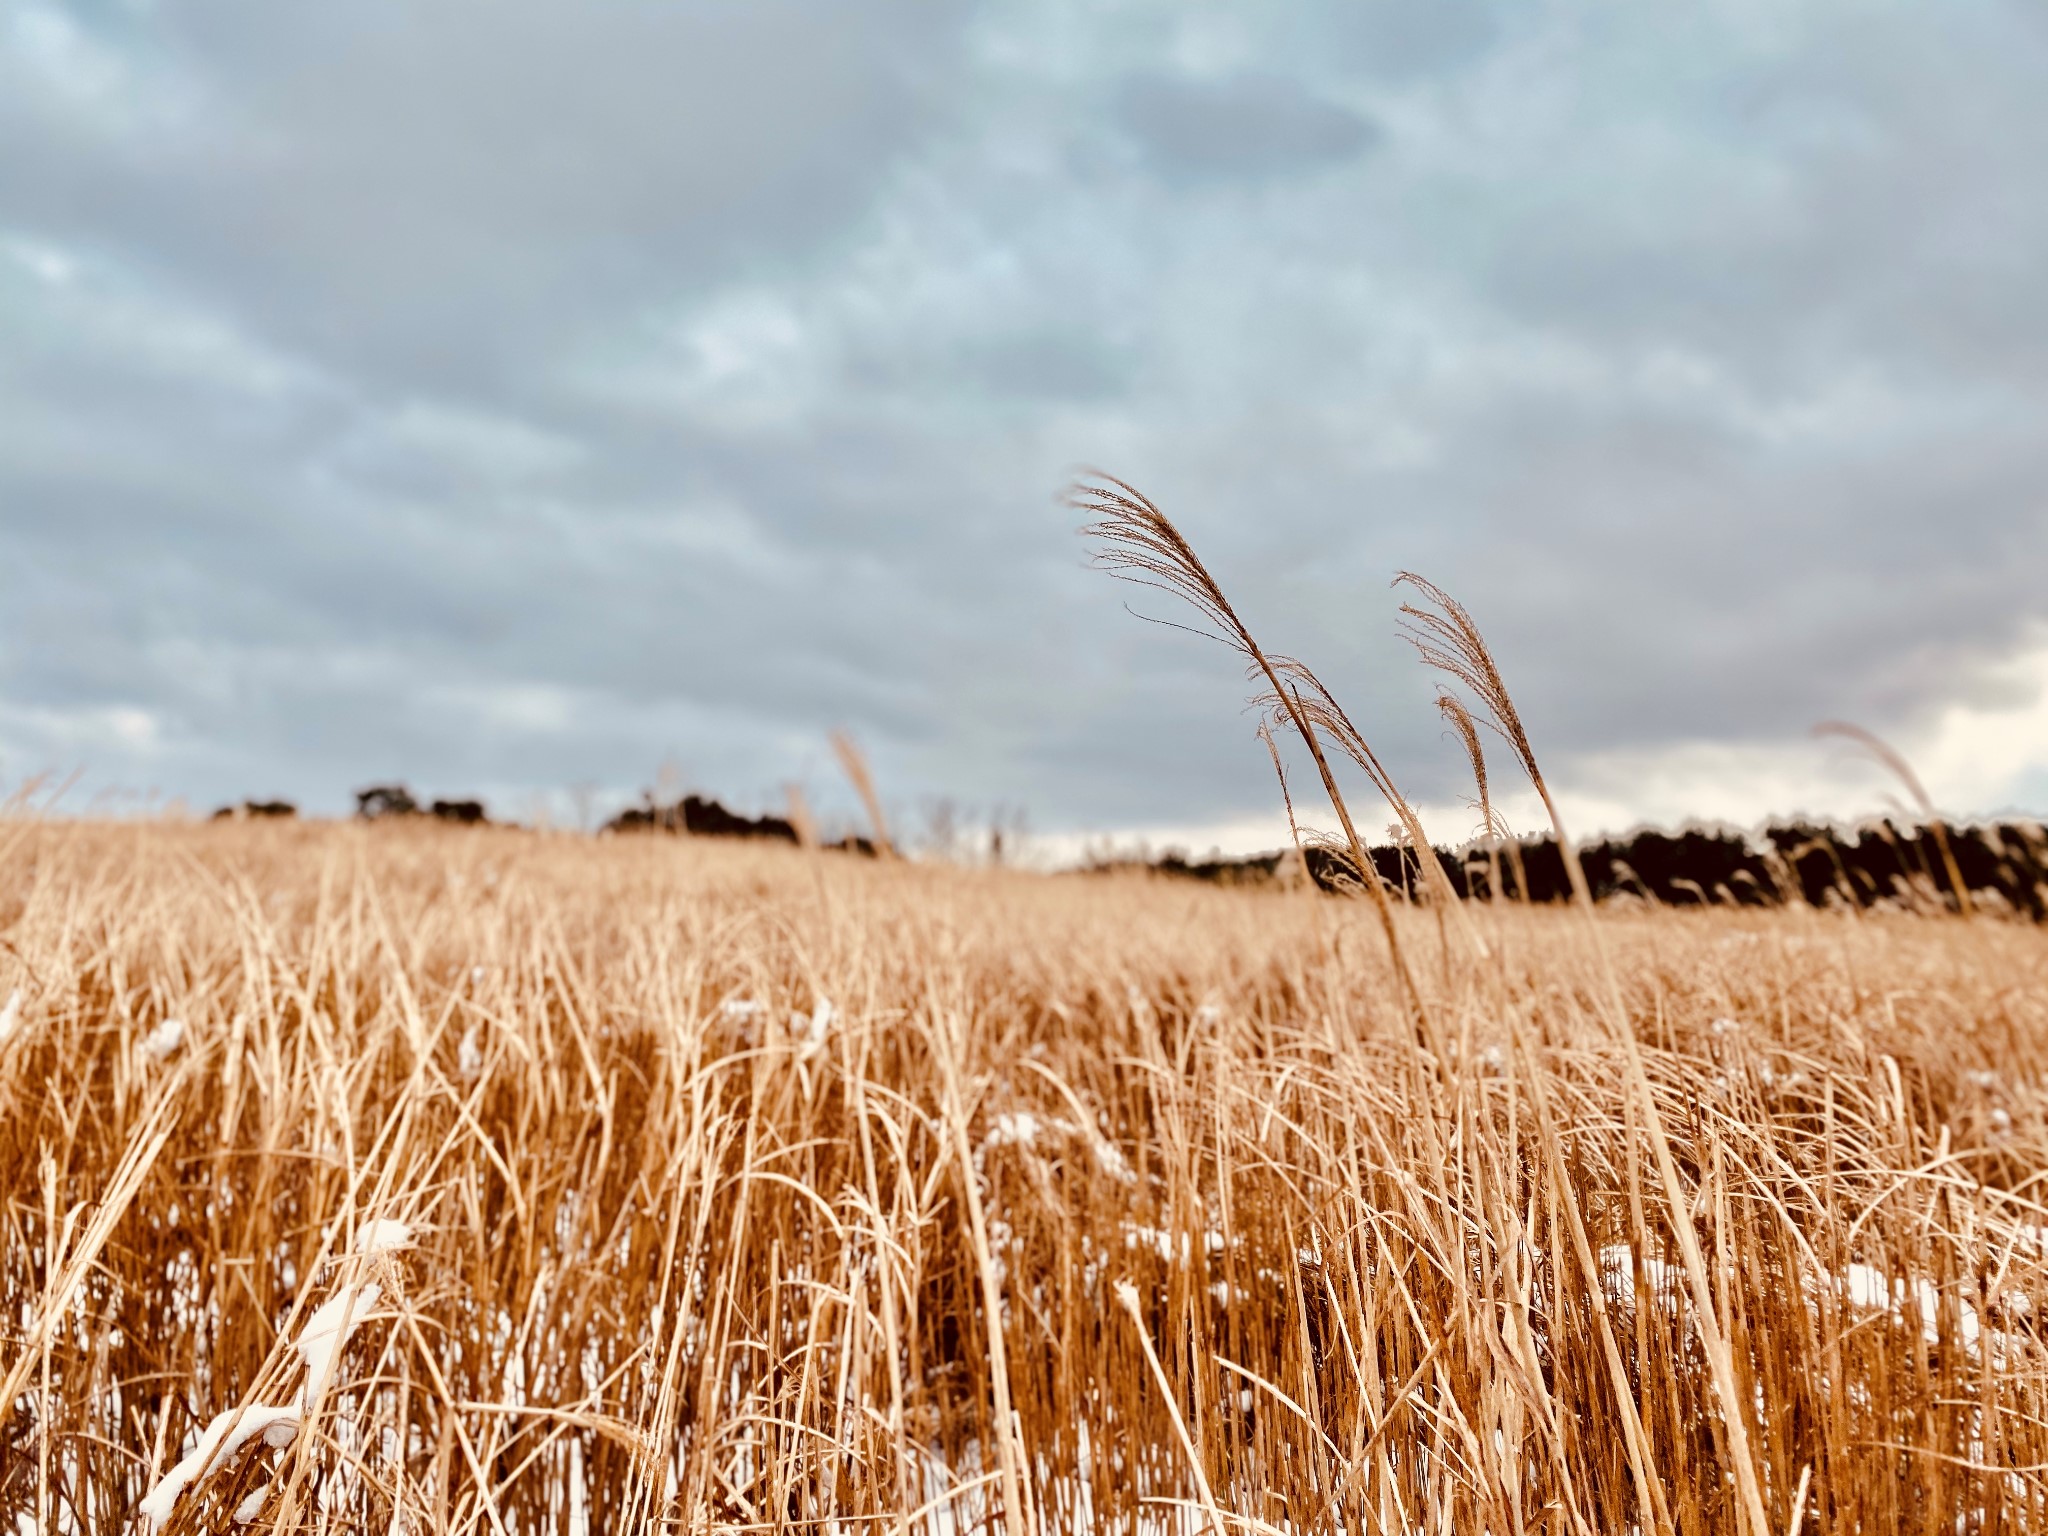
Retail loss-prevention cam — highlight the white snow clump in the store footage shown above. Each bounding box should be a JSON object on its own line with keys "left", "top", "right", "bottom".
{"left": 143, "top": 1017, "right": 185, "bottom": 1060}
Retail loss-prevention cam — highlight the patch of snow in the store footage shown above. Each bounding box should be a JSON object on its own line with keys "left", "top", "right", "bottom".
{"left": 138, "top": 1404, "right": 301, "bottom": 1530}
{"left": 1841, "top": 1264, "right": 1981, "bottom": 1348}
{"left": 297, "top": 1283, "right": 381, "bottom": 1398}
{"left": 143, "top": 1017, "right": 185, "bottom": 1060}
{"left": 233, "top": 1481, "right": 272, "bottom": 1522}
{"left": 456, "top": 1024, "right": 483, "bottom": 1081}
{"left": 978, "top": 1107, "right": 1136, "bottom": 1185}
{"left": 356, "top": 1220, "right": 414, "bottom": 1256}
{"left": 1092, "top": 1134, "right": 1137, "bottom": 1184}
{"left": 1122, "top": 1223, "right": 1231, "bottom": 1266}
{"left": 793, "top": 997, "right": 835, "bottom": 1061}
{"left": 983, "top": 1111, "right": 1048, "bottom": 1150}
{"left": 1601, "top": 1244, "right": 1684, "bottom": 1309}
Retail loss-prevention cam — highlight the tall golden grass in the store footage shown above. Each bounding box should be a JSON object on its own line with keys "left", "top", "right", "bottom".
{"left": 2, "top": 818, "right": 2046, "bottom": 1532}
{"left": 5, "top": 477, "right": 2046, "bottom": 1533}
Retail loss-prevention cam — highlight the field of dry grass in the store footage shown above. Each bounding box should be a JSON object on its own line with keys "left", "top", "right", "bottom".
{"left": 3, "top": 818, "right": 2047, "bottom": 1534}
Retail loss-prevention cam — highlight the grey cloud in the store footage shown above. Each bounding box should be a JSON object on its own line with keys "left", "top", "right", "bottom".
{"left": 0, "top": 1, "right": 970, "bottom": 392}
{"left": 1116, "top": 71, "right": 1380, "bottom": 183}
{"left": 1317, "top": 1, "right": 1507, "bottom": 80}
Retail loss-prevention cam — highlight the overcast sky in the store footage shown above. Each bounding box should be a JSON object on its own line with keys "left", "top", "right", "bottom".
{"left": 4, "top": 1, "right": 2046, "bottom": 850}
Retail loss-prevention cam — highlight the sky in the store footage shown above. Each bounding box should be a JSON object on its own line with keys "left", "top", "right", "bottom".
{"left": 3, "top": 0, "right": 2046, "bottom": 854}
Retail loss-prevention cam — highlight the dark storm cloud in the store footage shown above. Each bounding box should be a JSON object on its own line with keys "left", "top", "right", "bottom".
{"left": 2, "top": 0, "right": 2047, "bottom": 840}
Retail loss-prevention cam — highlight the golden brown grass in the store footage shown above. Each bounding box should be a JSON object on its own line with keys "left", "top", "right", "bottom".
{"left": 4, "top": 817, "right": 2048, "bottom": 1533}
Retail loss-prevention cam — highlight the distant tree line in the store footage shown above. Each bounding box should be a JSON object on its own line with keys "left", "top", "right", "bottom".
{"left": 210, "top": 799, "right": 299, "bottom": 820}
{"left": 1103, "top": 819, "right": 2048, "bottom": 918}
{"left": 209, "top": 785, "right": 879, "bottom": 853}
{"left": 605, "top": 793, "right": 879, "bottom": 854}
{"left": 204, "top": 788, "right": 2045, "bottom": 916}
{"left": 353, "top": 784, "right": 488, "bottom": 823}
{"left": 210, "top": 785, "right": 488, "bottom": 824}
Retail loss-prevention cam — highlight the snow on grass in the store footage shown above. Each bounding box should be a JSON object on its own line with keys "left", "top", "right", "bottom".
{"left": 137, "top": 1404, "right": 302, "bottom": 1530}
{"left": 142, "top": 1017, "right": 184, "bottom": 1061}
{"left": 983, "top": 1111, "right": 1050, "bottom": 1150}
{"left": 233, "top": 1481, "right": 272, "bottom": 1523}
{"left": 138, "top": 1226, "right": 401, "bottom": 1528}
{"left": 1602, "top": 1242, "right": 1995, "bottom": 1353}
{"left": 1601, "top": 1244, "right": 1676, "bottom": 1308}
{"left": 0, "top": 988, "right": 20, "bottom": 1045}
{"left": 1092, "top": 1135, "right": 1138, "bottom": 1184}
{"left": 793, "top": 997, "right": 835, "bottom": 1061}
{"left": 1841, "top": 1263, "right": 1983, "bottom": 1349}
{"left": 1122, "top": 1223, "right": 1231, "bottom": 1266}
{"left": 974, "top": 1107, "right": 1136, "bottom": 1184}
{"left": 297, "top": 1283, "right": 382, "bottom": 1399}
{"left": 356, "top": 1219, "right": 415, "bottom": 1256}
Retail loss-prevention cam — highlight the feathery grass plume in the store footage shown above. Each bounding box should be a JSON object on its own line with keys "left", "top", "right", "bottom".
{"left": 1437, "top": 691, "right": 1502, "bottom": 901}
{"left": 1070, "top": 473, "right": 1431, "bottom": 1021}
{"left": 830, "top": 728, "right": 896, "bottom": 858}
{"left": 1394, "top": 570, "right": 1595, "bottom": 902}
{"left": 1436, "top": 690, "right": 1490, "bottom": 823}
{"left": 1815, "top": 720, "right": 1972, "bottom": 917}
{"left": 1394, "top": 575, "right": 1532, "bottom": 773}
{"left": 1395, "top": 570, "right": 1774, "bottom": 1536}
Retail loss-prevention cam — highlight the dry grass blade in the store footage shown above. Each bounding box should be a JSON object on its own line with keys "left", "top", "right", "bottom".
{"left": 1437, "top": 692, "right": 1504, "bottom": 899}
{"left": 1395, "top": 569, "right": 1592, "bottom": 913}
{"left": 1815, "top": 720, "right": 1972, "bottom": 916}
{"left": 1115, "top": 1280, "right": 1227, "bottom": 1536}
{"left": 1436, "top": 692, "right": 1490, "bottom": 832}
{"left": 831, "top": 729, "right": 897, "bottom": 859}
{"left": 1, "top": 1097, "right": 180, "bottom": 1422}
{"left": 1257, "top": 721, "right": 1312, "bottom": 888}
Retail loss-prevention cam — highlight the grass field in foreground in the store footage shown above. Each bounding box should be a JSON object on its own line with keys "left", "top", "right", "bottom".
{"left": 3, "top": 819, "right": 2047, "bottom": 1534}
